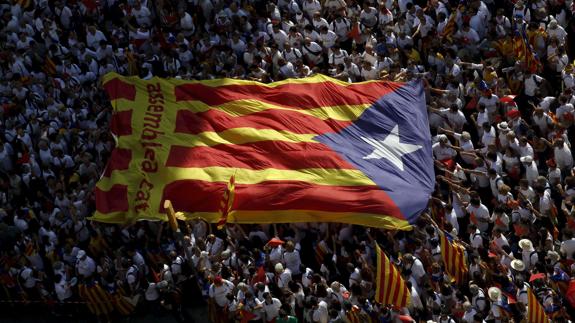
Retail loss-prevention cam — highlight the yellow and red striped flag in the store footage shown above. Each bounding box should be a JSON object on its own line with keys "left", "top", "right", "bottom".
{"left": 439, "top": 230, "right": 468, "bottom": 284}
{"left": 374, "top": 243, "right": 410, "bottom": 307}
{"left": 441, "top": 13, "right": 457, "bottom": 40}
{"left": 92, "top": 73, "right": 434, "bottom": 228}
{"left": 216, "top": 175, "right": 235, "bottom": 230}
{"left": 527, "top": 287, "right": 550, "bottom": 323}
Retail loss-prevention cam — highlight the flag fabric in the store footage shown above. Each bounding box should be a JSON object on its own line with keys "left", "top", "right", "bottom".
{"left": 216, "top": 175, "right": 235, "bottom": 230}
{"left": 93, "top": 73, "right": 434, "bottom": 229}
{"left": 513, "top": 23, "right": 541, "bottom": 73}
{"left": 527, "top": 287, "right": 550, "bottom": 323}
{"left": 439, "top": 230, "right": 468, "bottom": 284}
{"left": 78, "top": 282, "right": 114, "bottom": 316}
{"left": 441, "top": 13, "right": 457, "bottom": 40}
{"left": 374, "top": 243, "right": 411, "bottom": 307}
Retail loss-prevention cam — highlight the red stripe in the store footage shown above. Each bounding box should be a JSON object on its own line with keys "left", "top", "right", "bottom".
{"left": 174, "top": 81, "right": 402, "bottom": 109}
{"left": 103, "top": 148, "right": 132, "bottom": 177}
{"left": 175, "top": 109, "right": 352, "bottom": 135}
{"left": 383, "top": 259, "right": 395, "bottom": 305}
{"left": 103, "top": 78, "right": 136, "bottom": 101}
{"left": 389, "top": 267, "right": 401, "bottom": 306}
{"left": 95, "top": 185, "right": 129, "bottom": 213}
{"left": 377, "top": 250, "right": 386, "bottom": 303}
{"left": 161, "top": 180, "right": 403, "bottom": 218}
{"left": 403, "top": 285, "right": 410, "bottom": 307}
{"left": 110, "top": 110, "right": 133, "bottom": 136}
{"left": 165, "top": 142, "right": 355, "bottom": 170}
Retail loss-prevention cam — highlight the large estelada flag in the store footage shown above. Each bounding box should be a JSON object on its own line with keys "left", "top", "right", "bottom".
{"left": 92, "top": 73, "right": 434, "bottom": 229}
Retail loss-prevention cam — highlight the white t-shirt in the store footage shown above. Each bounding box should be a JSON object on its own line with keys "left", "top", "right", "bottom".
{"left": 524, "top": 74, "right": 543, "bottom": 96}
{"left": 467, "top": 204, "right": 490, "bottom": 232}
{"left": 209, "top": 280, "right": 235, "bottom": 307}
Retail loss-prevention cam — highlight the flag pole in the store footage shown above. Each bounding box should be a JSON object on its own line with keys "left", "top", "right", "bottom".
{"left": 164, "top": 200, "right": 180, "bottom": 233}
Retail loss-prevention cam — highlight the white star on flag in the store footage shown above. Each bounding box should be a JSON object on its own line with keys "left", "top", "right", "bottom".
{"left": 361, "top": 125, "right": 422, "bottom": 171}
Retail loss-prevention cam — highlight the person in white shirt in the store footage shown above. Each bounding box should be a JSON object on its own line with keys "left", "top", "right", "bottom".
{"left": 547, "top": 20, "right": 567, "bottom": 42}
{"left": 432, "top": 135, "right": 457, "bottom": 164}
{"left": 75, "top": 250, "right": 96, "bottom": 278}
{"left": 262, "top": 292, "right": 282, "bottom": 322}
{"left": 274, "top": 263, "right": 292, "bottom": 290}
{"left": 131, "top": 0, "right": 152, "bottom": 27}
{"left": 310, "top": 296, "right": 329, "bottom": 323}
{"left": 468, "top": 224, "right": 484, "bottom": 250}
{"left": 523, "top": 73, "right": 544, "bottom": 97}
{"left": 520, "top": 155, "right": 539, "bottom": 185}
{"left": 85, "top": 25, "right": 107, "bottom": 49}
{"left": 209, "top": 276, "right": 235, "bottom": 314}
{"left": 560, "top": 230, "right": 575, "bottom": 259}
{"left": 54, "top": 273, "right": 73, "bottom": 301}
{"left": 302, "top": 37, "right": 323, "bottom": 66}
{"left": 282, "top": 240, "right": 301, "bottom": 275}
{"left": 467, "top": 196, "right": 491, "bottom": 232}
{"left": 519, "top": 239, "right": 538, "bottom": 269}
{"left": 554, "top": 138, "right": 574, "bottom": 172}
{"left": 206, "top": 234, "right": 224, "bottom": 257}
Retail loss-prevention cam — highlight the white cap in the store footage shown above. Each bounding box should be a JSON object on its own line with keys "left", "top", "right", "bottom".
{"left": 77, "top": 250, "right": 86, "bottom": 259}
{"left": 520, "top": 156, "right": 533, "bottom": 163}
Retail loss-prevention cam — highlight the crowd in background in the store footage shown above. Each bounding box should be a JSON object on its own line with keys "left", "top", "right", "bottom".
{"left": 2, "top": 0, "right": 575, "bottom": 322}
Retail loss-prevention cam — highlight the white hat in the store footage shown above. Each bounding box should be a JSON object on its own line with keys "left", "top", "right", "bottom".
{"left": 511, "top": 259, "right": 526, "bottom": 272}
{"left": 497, "top": 122, "right": 509, "bottom": 131}
{"left": 21, "top": 269, "right": 32, "bottom": 280}
{"left": 77, "top": 250, "right": 86, "bottom": 259}
{"left": 157, "top": 281, "right": 169, "bottom": 289}
{"left": 520, "top": 156, "right": 533, "bottom": 163}
{"left": 519, "top": 239, "right": 534, "bottom": 251}
{"left": 488, "top": 287, "right": 502, "bottom": 301}
{"left": 547, "top": 251, "right": 560, "bottom": 262}
{"left": 275, "top": 263, "right": 284, "bottom": 273}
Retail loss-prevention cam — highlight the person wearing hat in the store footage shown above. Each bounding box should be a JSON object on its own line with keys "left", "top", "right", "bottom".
{"left": 519, "top": 239, "right": 539, "bottom": 270}
{"left": 487, "top": 287, "right": 506, "bottom": 321}
{"left": 75, "top": 249, "right": 96, "bottom": 279}
{"left": 520, "top": 155, "right": 539, "bottom": 185}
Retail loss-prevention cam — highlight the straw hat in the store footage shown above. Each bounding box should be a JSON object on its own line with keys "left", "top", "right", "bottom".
{"left": 511, "top": 259, "right": 526, "bottom": 272}
{"left": 519, "top": 239, "right": 534, "bottom": 250}
{"left": 488, "top": 287, "right": 502, "bottom": 301}
{"left": 497, "top": 121, "right": 510, "bottom": 132}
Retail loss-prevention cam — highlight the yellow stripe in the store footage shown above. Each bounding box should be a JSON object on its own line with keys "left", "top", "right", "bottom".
{"left": 102, "top": 72, "right": 398, "bottom": 89}
{"left": 90, "top": 210, "right": 412, "bottom": 230}
{"left": 96, "top": 167, "right": 374, "bottom": 191}
{"left": 375, "top": 244, "right": 383, "bottom": 303}
{"left": 395, "top": 268, "right": 407, "bottom": 307}
{"left": 381, "top": 251, "right": 391, "bottom": 304}
{"left": 170, "top": 128, "right": 318, "bottom": 148}
{"left": 165, "top": 167, "right": 374, "bottom": 186}
{"left": 177, "top": 99, "right": 371, "bottom": 121}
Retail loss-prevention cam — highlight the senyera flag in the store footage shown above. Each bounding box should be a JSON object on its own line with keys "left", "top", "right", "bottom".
{"left": 92, "top": 73, "right": 434, "bottom": 229}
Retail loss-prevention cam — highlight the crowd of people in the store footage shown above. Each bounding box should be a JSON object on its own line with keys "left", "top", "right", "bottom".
{"left": 2, "top": 0, "right": 575, "bottom": 322}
